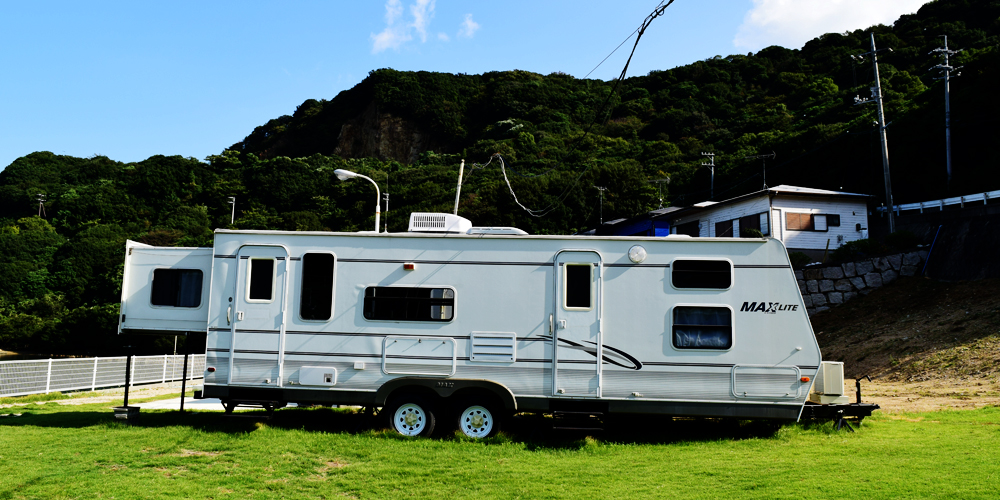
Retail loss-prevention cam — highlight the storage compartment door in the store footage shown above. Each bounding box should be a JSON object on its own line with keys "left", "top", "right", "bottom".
{"left": 119, "top": 240, "right": 212, "bottom": 335}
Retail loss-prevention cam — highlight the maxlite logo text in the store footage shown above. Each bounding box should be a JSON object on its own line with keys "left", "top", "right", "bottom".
{"left": 740, "top": 302, "right": 799, "bottom": 314}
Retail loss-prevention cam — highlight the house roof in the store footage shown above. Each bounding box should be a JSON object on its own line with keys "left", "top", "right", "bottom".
{"left": 652, "top": 185, "right": 869, "bottom": 222}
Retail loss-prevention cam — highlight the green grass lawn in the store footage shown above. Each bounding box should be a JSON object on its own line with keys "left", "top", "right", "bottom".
{"left": 1, "top": 397, "right": 997, "bottom": 499}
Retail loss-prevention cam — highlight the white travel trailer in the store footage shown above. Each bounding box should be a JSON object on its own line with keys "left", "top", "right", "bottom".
{"left": 119, "top": 212, "right": 870, "bottom": 437}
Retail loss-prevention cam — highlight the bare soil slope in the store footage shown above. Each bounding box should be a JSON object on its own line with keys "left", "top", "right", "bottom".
{"left": 812, "top": 276, "right": 1000, "bottom": 381}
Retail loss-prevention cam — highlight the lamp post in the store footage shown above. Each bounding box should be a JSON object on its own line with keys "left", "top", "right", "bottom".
{"left": 334, "top": 169, "right": 381, "bottom": 233}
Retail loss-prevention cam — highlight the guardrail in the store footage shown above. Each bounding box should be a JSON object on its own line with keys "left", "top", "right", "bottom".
{"left": 875, "top": 189, "right": 1000, "bottom": 214}
{"left": 0, "top": 354, "right": 205, "bottom": 398}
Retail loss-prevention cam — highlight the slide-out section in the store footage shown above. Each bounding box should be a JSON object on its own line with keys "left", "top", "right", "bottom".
{"left": 118, "top": 240, "right": 212, "bottom": 335}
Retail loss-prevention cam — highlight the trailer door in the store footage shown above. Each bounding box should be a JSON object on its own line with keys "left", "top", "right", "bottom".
{"left": 229, "top": 245, "right": 289, "bottom": 387}
{"left": 552, "top": 250, "right": 602, "bottom": 397}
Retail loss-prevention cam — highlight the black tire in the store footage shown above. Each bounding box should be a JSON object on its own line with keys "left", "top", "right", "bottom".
{"left": 385, "top": 395, "right": 437, "bottom": 437}
{"left": 455, "top": 399, "right": 502, "bottom": 438}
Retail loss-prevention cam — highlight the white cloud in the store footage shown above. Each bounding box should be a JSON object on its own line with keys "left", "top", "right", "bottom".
{"left": 371, "top": 0, "right": 411, "bottom": 54}
{"left": 411, "top": 0, "right": 435, "bottom": 43}
{"left": 438, "top": 32, "right": 450, "bottom": 42}
{"left": 458, "top": 13, "right": 479, "bottom": 38}
{"left": 734, "top": 0, "right": 932, "bottom": 51}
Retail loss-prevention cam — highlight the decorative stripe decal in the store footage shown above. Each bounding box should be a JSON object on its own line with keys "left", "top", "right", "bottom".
{"left": 214, "top": 255, "right": 237, "bottom": 259}
{"left": 734, "top": 264, "right": 791, "bottom": 269}
{"left": 605, "top": 263, "right": 670, "bottom": 268}
{"left": 338, "top": 258, "right": 552, "bottom": 267}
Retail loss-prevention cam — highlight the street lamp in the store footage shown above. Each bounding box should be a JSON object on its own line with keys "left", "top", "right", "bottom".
{"left": 334, "top": 169, "right": 381, "bottom": 233}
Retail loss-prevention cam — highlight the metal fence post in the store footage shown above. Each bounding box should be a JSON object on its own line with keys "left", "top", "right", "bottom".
{"left": 45, "top": 358, "right": 52, "bottom": 394}
{"left": 162, "top": 354, "right": 168, "bottom": 383}
{"left": 92, "top": 357, "right": 99, "bottom": 391}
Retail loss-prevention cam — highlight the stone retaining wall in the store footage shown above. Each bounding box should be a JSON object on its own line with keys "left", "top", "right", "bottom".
{"left": 795, "top": 250, "right": 928, "bottom": 316}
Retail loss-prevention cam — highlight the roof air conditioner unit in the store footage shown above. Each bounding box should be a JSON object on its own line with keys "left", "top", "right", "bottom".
{"left": 408, "top": 213, "right": 473, "bottom": 233}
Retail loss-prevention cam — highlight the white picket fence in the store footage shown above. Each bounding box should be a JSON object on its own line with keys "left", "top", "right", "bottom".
{"left": 0, "top": 354, "right": 205, "bottom": 398}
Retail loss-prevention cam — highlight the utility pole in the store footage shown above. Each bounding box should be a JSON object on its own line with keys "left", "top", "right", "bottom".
{"left": 227, "top": 197, "right": 236, "bottom": 225}
{"left": 700, "top": 152, "right": 715, "bottom": 199}
{"left": 744, "top": 152, "right": 775, "bottom": 191}
{"left": 37, "top": 193, "right": 46, "bottom": 217}
{"left": 593, "top": 186, "right": 608, "bottom": 225}
{"left": 853, "top": 33, "right": 895, "bottom": 233}
{"left": 930, "top": 35, "right": 961, "bottom": 187}
{"left": 650, "top": 178, "right": 670, "bottom": 209}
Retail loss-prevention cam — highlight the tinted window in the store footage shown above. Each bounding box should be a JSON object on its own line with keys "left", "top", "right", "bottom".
{"left": 248, "top": 258, "right": 274, "bottom": 301}
{"left": 150, "top": 269, "right": 203, "bottom": 307}
{"left": 715, "top": 219, "right": 734, "bottom": 237}
{"left": 672, "top": 260, "right": 732, "bottom": 289}
{"left": 826, "top": 214, "right": 841, "bottom": 227}
{"left": 300, "top": 253, "right": 334, "bottom": 320}
{"left": 565, "top": 264, "right": 592, "bottom": 309}
{"left": 673, "top": 306, "right": 732, "bottom": 349}
{"left": 363, "top": 287, "right": 454, "bottom": 322}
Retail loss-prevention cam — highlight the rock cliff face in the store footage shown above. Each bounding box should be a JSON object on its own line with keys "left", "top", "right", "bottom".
{"left": 333, "top": 103, "right": 432, "bottom": 164}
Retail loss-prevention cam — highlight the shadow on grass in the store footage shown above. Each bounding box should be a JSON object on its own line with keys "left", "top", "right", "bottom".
{"left": 0, "top": 405, "right": 796, "bottom": 448}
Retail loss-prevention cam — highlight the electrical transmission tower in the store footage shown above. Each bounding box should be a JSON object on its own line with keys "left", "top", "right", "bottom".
{"left": 930, "top": 35, "right": 962, "bottom": 186}
{"left": 700, "top": 152, "right": 716, "bottom": 199}
{"left": 37, "top": 193, "right": 46, "bottom": 217}
{"left": 853, "top": 33, "right": 896, "bottom": 233}
{"left": 744, "top": 152, "right": 775, "bottom": 190}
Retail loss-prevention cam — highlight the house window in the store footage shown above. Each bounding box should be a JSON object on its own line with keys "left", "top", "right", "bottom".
{"left": 300, "top": 253, "right": 334, "bottom": 321}
{"left": 672, "top": 260, "right": 732, "bottom": 289}
{"left": 150, "top": 269, "right": 203, "bottom": 307}
{"left": 247, "top": 258, "right": 275, "bottom": 302}
{"left": 674, "top": 220, "right": 700, "bottom": 237}
{"left": 788, "top": 213, "right": 839, "bottom": 232}
{"left": 363, "top": 287, "right": 455, "bottom": 322}
{"left": 739, "top": 213, "right": 769, "bottom": 236}
{"left": 564, "top": 264, "right": 593, "bottom": 310}
{"left": 673, "top": 306, "right": 733, "bottom": 349}
{"left": 786, "top": 213, "right": 814, "bottom": 231}
{"left": 715, "top": 219, "right": 734, "bottom": 237}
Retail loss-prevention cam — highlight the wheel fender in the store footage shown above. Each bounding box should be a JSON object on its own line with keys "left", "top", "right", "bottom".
{"left": 376, "top": 378, "right": 517, "bottom": 411}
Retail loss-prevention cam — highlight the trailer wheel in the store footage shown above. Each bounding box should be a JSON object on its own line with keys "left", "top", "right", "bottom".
{"left": 456, "top": 401, "right": 500, "bottom": 438}
{"left": 386, "top": 396, "right": 436, "bottom": 437}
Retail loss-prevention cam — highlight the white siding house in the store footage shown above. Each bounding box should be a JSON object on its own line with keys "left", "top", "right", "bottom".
{"left": 668, "top": 186, "right": 869, "bottom": 256}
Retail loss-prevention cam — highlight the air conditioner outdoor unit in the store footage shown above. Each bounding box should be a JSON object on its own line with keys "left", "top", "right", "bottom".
{"left": 407, "top": 212, "right": 473, "bottom": 233}
{"left": 808, "top": 361, "right": 850, "bottom": 404}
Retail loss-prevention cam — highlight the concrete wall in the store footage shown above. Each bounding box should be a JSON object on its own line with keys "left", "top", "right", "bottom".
{"left": 795, "top": 250, "right": 928, "bottom": 316}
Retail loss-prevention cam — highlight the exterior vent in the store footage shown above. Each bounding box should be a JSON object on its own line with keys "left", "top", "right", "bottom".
{"left": 467, "top": 227, "right": 528, "bottom": 236}
{"left": 408, "top": 212, "right": 473, "bottom": 233}
{"left": 469, "top": 332, "right": 517, "bottom": 363}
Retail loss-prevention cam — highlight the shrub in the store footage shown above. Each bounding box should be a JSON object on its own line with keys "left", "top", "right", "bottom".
{"left": 830, "top": 238, "right": 888, "bottom": 263}
{"left": 884, "top": 230, "right": 918, "bottom": 252}
{"left": 788, "top": 251, "right": 812, "bottom": 269}
{"left": 741, "top": 227, "right": 763, "bottom": 238}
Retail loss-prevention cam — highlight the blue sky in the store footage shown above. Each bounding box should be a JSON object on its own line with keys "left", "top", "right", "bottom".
{"left": 0, "top": 0, "right": 931, "bottom": 170}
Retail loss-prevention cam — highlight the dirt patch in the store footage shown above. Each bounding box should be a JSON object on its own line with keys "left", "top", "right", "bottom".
{"left": 812, "top": 277, "right": 1000, "bottom": 382}
{"left": 846, "top": 378, "right": 1000, "bottom": 413}
{"left": 174, "top": 449, "right": 222, "bottom": 457}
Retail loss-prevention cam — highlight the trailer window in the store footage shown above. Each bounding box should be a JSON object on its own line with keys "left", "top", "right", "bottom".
{"left": 300, "top": 253, "right": 335, "bottom": 320}
{"left": 564, "top": 264, "right": 593, "bottom": 310}
{"left": 150, "top": 269, "right": 203, "bottom": 307}
{"left": 363, "top": 287, "right": 455, "bottom": 322}
{"left": 671, "top": 260, "right": 732, "bottom": 289}
{"left": 247, "top": 258, "right": 275, "bottom": 302}
{"left": 672, "top": 306, "right": 732, "bottom": 349}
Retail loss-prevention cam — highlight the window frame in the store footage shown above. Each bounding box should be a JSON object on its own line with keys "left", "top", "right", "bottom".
{"left": 297, "top": 252, "right": 337, "bottom": 322}
{"left": 562, "top": 262, "right": 595, "bottom": 311}
{"left": 149, "top": 268, "right": 205, "bottom": 309}
{"left": 362, "top": 285, "right": 458, "bottom": 323}
{"left": 670, "top": 304, "right": 735, "bottom": 351}
{"left": 669, "top": 258, "right": 734, "bottom": 291}
{"left": 245, "top": 257, "right": 277, "bottom": 303}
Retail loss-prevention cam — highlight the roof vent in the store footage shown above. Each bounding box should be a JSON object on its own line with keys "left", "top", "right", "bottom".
{"left": 408, "top": 213, "right": 473, "bottom": 233}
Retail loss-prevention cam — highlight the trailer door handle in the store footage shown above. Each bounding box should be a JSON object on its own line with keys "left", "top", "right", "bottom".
{"left": 226, "top": 306, "right": 231, "bottom": 325}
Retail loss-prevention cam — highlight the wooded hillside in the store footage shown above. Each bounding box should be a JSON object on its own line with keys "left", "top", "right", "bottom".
{"left": 1, "top": 0, "right": 998, "bottom": 354}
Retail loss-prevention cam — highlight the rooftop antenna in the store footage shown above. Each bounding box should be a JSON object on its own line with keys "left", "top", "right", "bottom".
{"left": 37, "top": 193, "right": 46, "bottom": 217}
{"left": 700, "top": 152, "right": 716, "bottom": 199}
{"left": 744, "top": 152, "right": 776, "bottom": 190}
{"left": 384, "top": 173, "right": 390, "bottom": 233}
{"left": 453, "top": 159, "right": 465, "bottom": 215}
{"left": 227, "top": 196, "right": 236, "bottom": 225}
{"left": 650, "top": 178, "right": 670, "bottom": 209}
{"left": 593, "top": 185, "right": 608, "bottom": 225}
{"left": 853, "top": 32, "right": 896, "bottom": 233}
{"left": 930, "top": 35, "right": 962, "bottom": 187}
